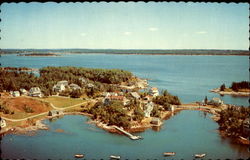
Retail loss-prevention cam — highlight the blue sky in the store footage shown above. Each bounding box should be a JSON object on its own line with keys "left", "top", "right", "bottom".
{"left": 0, "top": 2, "right": 249, "bottom": 50}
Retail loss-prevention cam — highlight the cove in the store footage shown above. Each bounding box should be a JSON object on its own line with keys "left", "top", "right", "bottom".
{"left": 1, "top": 111, "right": 249, "bottom": 159}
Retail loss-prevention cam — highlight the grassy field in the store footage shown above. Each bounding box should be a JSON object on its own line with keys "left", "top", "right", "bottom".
{"left": 42, "top": 96, "right": 84, "bottom": 108}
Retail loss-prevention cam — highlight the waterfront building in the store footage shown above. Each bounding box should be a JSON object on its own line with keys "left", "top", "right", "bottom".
{"left": 0, "top": 118, "right": 7, "bottom": 128}
{"left": 149, "top": 87, "right": 159, "bottom": 97}
{"left": 151, "top": 117, "right": 161, "bottom": 126}
{"left": 209, "top": 97, "right": 224, "bottom": 106}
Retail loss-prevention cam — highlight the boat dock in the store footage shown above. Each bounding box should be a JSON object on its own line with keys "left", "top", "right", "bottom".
{"left": 113, "top": 126, "right": 142, "bottom": 140}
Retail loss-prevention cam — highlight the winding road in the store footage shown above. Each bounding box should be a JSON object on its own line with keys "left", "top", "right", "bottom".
{"left": 1, "top": 99, "right": 95, "bottom": 122}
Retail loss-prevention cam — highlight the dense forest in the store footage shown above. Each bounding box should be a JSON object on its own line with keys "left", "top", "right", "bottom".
{"left": 1, "top": 49, "right": 249, "bottom": 56}
{"left": 0, "top": 66, "right": 134, "bottom": 96}
{"left": 217, "top": 106, "right": 250, "bottom": 138}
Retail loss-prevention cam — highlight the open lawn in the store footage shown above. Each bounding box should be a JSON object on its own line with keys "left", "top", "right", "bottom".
{"left": 0, "top": 96, "right": 52, "bottom": 119}
{"left": 42, "top": 96, "right": 84, "bottom": 108}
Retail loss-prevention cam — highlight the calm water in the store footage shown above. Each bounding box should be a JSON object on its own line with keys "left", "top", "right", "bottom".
{"left": 1, "top": 111, "right": 249, "bottom": 159}
{"left": 1, "top": 54, "right": 249, "bottom": 159}
{"left": 1, "top": 54, "right": 249, "bottom": 106}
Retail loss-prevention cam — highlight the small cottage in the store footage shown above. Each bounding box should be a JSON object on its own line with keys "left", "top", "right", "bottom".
{"left": 53, "top": 84, "right": 66, "bottom": 92}
{"left": 57, "top": 80, "right": 68, "bottom": 86}
{"left": 149, "top": 87, "right": 159, "bottom": 97}
{"left": 151, "top": 117, "right": 161, "bottom": 126}
{"left": 20, "top": 88, "right": 28, "bottom": 95}
{"left": 0, "top": 118, "right": 7, "bottom": 128}
{"left": 130, "top": 92, "right": 140, "bottom": 99}
{"left": 144, "top": 102, "right": 154, "bottom": 117}
{"left": 13, "top": 91, "right": 20, "bottom": 97}
{"left": 209, "top": 97, "right": 224, "bottom": 106}
{"left": 29, "top": 87, "right": 42, "bottom": 97}
{"left": 48, "top": 110, "right": 63, "bottom": 117}
{"left": 79, "top": 77, "right": 87, "bottom": 84}
{"left": 69, "top": 83, "right": 81, "bottom": 90}
{"left": 48, "top": 110, "right": 57, "bottom": 116}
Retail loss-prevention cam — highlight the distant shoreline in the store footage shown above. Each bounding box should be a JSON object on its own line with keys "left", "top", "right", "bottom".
{"left": 0, "top": 52, "right": 248, "bottom": 56}
{"left": 1, "top": 49, "right": 249, "bottom": 56}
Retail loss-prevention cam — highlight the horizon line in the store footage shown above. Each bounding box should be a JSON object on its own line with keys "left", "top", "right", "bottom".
{"left": 1, "top": 48, "right": 249, "bottom": 51}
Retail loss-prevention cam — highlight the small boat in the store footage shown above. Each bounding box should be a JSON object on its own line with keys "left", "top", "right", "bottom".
{"left": 110, "top": 155, "right": 121, "bottom": 159}
{"left": 194, "top": 153, "right": 206, "bottom": 158}
{"left": 163, "top": 152, "right": 176, "bottom": 156}
{"left": 74, "top": 154, "right": 84, "bottom": 158}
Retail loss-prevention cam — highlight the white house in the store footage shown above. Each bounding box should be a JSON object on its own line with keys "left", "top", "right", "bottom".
{"left": 29, "top": 87, "right": 42, "bottom": 97}
{"left": 144, "top": 102, "right": 154, "bottom": 117}
{"left": 0, "top": 118, "right": 6, "bottom": 128}
{"left": 151, "top": 117, "right": 161, "bottom": 126}
{"left": 209, "top": 97, "right": 224, "bottom": 106}
{"left": 53, "top": 84, "right": 65, "bottom": 92}
{"left": 13, "top": 91, "right": 20, "bottom": 97}
{"left": 20, "top": 88, "right": 28, "bottom": 95}
{"left": 53, "top": 80, "right": 68, "bottom": 92}
{"left": 149, "top": 87, "right": 159, "bottom": 97}
{"left": 130, "top": 92, "right": 140, "bottom": 99}
{"left": 57, "top": 80, "right": 68, "bottom": 86}
{"left": 79, "top": 77, "right": 87, "bottom": 84}
{"left": 69, "top": 83, "right": 81, "bottom": 90}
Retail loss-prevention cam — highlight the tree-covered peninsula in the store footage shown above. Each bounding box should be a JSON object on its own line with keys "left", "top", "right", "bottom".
{"left": 0, "top": 66, "right": 181, "bottom": 132}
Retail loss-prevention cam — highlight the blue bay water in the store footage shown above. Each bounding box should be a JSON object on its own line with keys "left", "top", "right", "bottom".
{"left": 1, "top": 54, "right": 249, "bottom": 159}
{"left": 1, "top": 54, "right": 249, "bottom": 106}
{"left": 1, "top": 112, "right": 249, "bottom": 159}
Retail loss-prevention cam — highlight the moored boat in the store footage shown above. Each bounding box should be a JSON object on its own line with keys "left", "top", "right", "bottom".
{"left": 74, "top": 154, "right": 84, "bottom": 158}
{"left": 194, "top": 153, "right": 206, "bottom": 158}
{"left": 163, "top": 152, "right": 176, "bottom": 156}
{"left": 110, "top": 155, "right": 121, "bottom": 159}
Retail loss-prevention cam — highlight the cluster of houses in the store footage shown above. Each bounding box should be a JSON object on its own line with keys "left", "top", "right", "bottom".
{"left": 102, "top": 87, "right": 160, "bottom": 119}
{"left": 10, "top": 87, "right": 42, "bottom": 98}
{"left": 52, "top": 79, "right": 94, "bottom": 93}
{"left": 53, "top": 80, "right": 82, "bottom": 92}
{"left": 8, "top": 78, "right": 94, "bottom": 98}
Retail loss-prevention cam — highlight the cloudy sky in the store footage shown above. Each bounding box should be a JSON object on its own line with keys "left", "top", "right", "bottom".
{"left": 0, "top": 2, "right": 249, "bottom": 50}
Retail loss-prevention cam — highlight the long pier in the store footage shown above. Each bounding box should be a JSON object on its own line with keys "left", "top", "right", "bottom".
{"left": 113, "top": 126, "right": 142, "bottom": 140}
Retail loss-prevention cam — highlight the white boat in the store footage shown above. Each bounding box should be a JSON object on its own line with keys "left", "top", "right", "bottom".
{"left": 74, "top": 154, "right": 84, "bottom": 158}
{"left": 194, "top": 153, "right": 206, "bottom": 158}
{"left": 110, "top": 155, "right": 121, "bottom": 159}
{"left": 163, "top": 152, "right": 176, "bottom": 156}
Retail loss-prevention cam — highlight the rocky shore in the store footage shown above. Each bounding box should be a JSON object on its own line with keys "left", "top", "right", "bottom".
{"left": 210, "top": 88, "right": 250, "bottom": 97}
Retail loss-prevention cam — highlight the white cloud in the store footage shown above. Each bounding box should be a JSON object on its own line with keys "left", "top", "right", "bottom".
{"left": 123, "top": 32, "right": 132, "bottom": 35}
{"left": 148, "top": 27, "right": 158, "bottom": 31}
{"left": 196, "top": 31, "right": 207, "bottom": 34}
{"left": 80, "top": 33, "right": 86, "bottom": 37}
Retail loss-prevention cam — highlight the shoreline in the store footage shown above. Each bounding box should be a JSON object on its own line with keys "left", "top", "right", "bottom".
{"left": 1, "top": 52, "right": 249, "bottom": 56}
{"left": 210, "top": 88, "right": 250, "bottom": 97}
{"left": 1, "top": 108, "right": 249, "bottom": 146}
